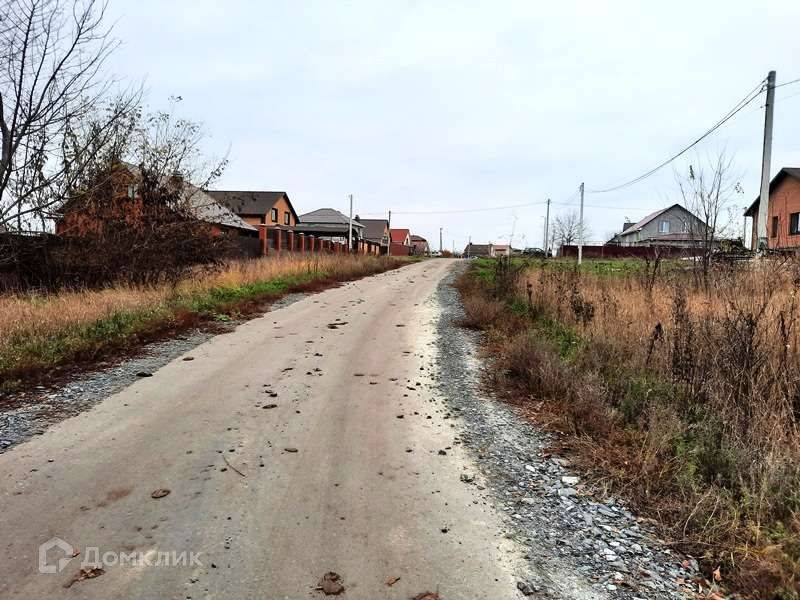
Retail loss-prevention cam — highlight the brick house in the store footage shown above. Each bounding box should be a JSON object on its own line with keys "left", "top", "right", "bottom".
{"left": 55, "top": 163, "right": 257, "bottom": 239}
{"left": 389, "top": 228, "right": 412, "bottom": 256}
{"left": 410, "top": 235, "right": 430, "bottom": 255}
{"left": 744, "top": 168, "right": 800, "bottom": 249}
{"left": 206, "top": 190, "right": 298, "bottom": 230}
{"left": 207, "top": 190, "right": 301, "bottom": 254}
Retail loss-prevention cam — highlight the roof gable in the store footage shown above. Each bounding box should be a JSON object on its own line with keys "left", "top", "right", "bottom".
{"left": 389, "top": 228, "right": 410, "bottom": 243}
{"left": 615, "top": 203, "right": 704, "bottom": 237}
{"left": 358, "top": 218, "right": 390, "bottom": 241}
{"left": 744, "top": 168, "right": 800, "bottom": 216}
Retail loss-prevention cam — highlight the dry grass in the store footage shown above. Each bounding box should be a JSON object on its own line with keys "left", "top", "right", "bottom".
{"left": 458, "top": 257, "right": 800, "bottom": 598}
{"left": 0, "top": 254, "right": 409, "bottom": 382}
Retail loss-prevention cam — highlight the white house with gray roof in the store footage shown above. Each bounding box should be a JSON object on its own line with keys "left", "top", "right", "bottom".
{"left": 607, "top": 203, "right": 709, "bottom": 247}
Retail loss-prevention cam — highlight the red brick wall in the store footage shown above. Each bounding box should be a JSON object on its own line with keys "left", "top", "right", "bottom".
{"left": 389, "top": 242, "right": 411, "bottom": 256}
{"left": 559, "top": 245, "right": 702, "bottom": 259}
{"left": 766, "top": 177, "right": 800, "bottom": 249}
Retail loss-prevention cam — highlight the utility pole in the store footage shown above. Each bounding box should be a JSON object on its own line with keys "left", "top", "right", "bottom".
{"left": 578, "top": 183, "right": 585, "bottom": 265}
{"left": 508, "top": 215, "right": 518, "bottom": 255}
{"left": 467, "top": 235, "right": 471, "bottom": 258}
{"left": 348, "top": 194, "right": 353, "bottom": 253}
{"left": 439, "top": 227, "right": 443, "bottom": 254}
{"left": 544, "top": 198, "right": 550, "bottom": 256}
{"left": 742, "top": 211, "right": 753, "bottom": 248}
{"left": 541, "top": 217, "right": 546, "bottom": 252}
{"left": 757, "top": 70, "right": 776, "bottom": 251}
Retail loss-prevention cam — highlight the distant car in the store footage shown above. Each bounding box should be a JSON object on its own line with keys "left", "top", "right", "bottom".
{"left": 522, "top": 247, "right": 547, "bottom": 258}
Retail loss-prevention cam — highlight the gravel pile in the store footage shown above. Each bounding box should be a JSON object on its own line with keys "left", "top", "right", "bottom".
{"left": 434, "top": 265, "right": 699, "bottom": 599}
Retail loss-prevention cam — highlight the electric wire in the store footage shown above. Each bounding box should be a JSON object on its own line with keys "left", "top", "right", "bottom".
{"left": 586, "top": 78, "right": 767, "bottom": 193}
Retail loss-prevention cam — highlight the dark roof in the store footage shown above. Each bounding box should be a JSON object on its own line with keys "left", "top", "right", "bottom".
{"left": 410, "top": 235, "right": 427, "bottom": 242}
{"left": 464, "top": 243, "right": 491, "bottom": 256}
{"left": 299, "top": 208, "right": 363, "bottom": 228}
{"left": 206, "top": 190, "right": 298, "bottom": 221}
{"left": 358, "top": 218, "right": 389, "bottom": 243}
{"left": 744, "top": 168, "right": 800, "bottom": 216}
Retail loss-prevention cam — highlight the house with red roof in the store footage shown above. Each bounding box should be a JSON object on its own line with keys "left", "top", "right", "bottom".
{"left": 389, "top": 228, "right": 412, "bottom": 256}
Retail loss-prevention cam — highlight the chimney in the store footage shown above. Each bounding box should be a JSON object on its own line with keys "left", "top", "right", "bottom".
{"left": 622, "top": 220, "right": 635, "bottom": 231}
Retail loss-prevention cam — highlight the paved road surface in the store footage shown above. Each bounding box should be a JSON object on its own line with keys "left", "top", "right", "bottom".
{"left": 0, "top": 259, "right": 529, "bottom": 599}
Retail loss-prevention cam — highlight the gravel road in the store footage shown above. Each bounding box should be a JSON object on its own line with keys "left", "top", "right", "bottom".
{"left": 0, "top": 259, "right": 696, "bottom": 599}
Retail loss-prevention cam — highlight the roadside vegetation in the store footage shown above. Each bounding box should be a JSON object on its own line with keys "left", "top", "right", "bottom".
{"left": 0, "top": 254, "right": 411, "bottom": 388}
{"left": 458, "top": 256, "right": 800, "bottom": 599}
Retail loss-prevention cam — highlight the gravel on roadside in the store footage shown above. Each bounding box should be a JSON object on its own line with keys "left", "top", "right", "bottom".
{"left": 433, "top": 264, "right": 700, "bottom": 599}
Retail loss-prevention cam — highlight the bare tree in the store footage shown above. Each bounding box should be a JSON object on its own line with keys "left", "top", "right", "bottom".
{"left": 675, "top": 151, "right": 743, "bottom": 285}
{"left": 51, "top": 100, "right": 230, "bottom": 286}
{"left": 0, "top": 0, "right": 138, "bottom": 232}
{"left": 552, "top": 209, "right": 591, "bottom": 251}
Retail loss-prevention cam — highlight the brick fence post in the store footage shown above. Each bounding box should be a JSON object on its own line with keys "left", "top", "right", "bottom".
{"left": 259, "top": 225, "right": 268, "bottom": 256}
{"left": 299, "top": 233, "right": 305, "bottom": 253}
{"left": 288, "top": 230, "right": 295, "bottom": 253}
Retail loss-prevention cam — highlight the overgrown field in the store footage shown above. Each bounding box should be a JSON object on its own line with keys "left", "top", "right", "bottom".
{"left": 458, "top": 257, "right": 800, "bottom": 599}
{"left": 0, "top": 254, "right": 412, "bottom": 387}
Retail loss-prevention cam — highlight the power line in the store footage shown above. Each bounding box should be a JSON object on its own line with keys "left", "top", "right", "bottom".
{"left": 775, "top": 76, "right": 800, "bottom": 90}
{"left": 586, "top": 77, "right": 767, "bottom": 194}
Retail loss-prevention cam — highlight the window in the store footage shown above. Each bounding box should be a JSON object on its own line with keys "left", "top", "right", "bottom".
{"left": 772, "top": 215, "right": 779, "bottom": 238}
{"left": 271, "top": 207, "right": 278, "bottom": 222}
{"left": 658, "top": 220, "right": 670, "bottom": 234}
{"left": 790, "top": 213, "right": 800, "bottom": 236}
{"left": 284, "top": 211, "right": 290, "bottom": 225}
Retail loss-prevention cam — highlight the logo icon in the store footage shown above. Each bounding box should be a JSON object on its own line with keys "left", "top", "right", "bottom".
{"left": 39, "top": 538, "right": 75, "bottom": 574}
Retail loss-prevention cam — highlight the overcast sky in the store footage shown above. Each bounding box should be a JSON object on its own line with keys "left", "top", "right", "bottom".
{"left": 106, "top": 0, "right": 800, "bottom": 250}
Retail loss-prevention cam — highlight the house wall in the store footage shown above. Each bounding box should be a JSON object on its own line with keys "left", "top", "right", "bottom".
{"left": 273, "top": 195, "right": 297, "bottom": 227}
{"left": 390, "top": 242, "right": 411, "bottom": 256}
{"left": 240, "top": 196, "right": 297, "bottom": 227}
{"left": 753, "top": 176, "right": 800, "bottom": 249}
